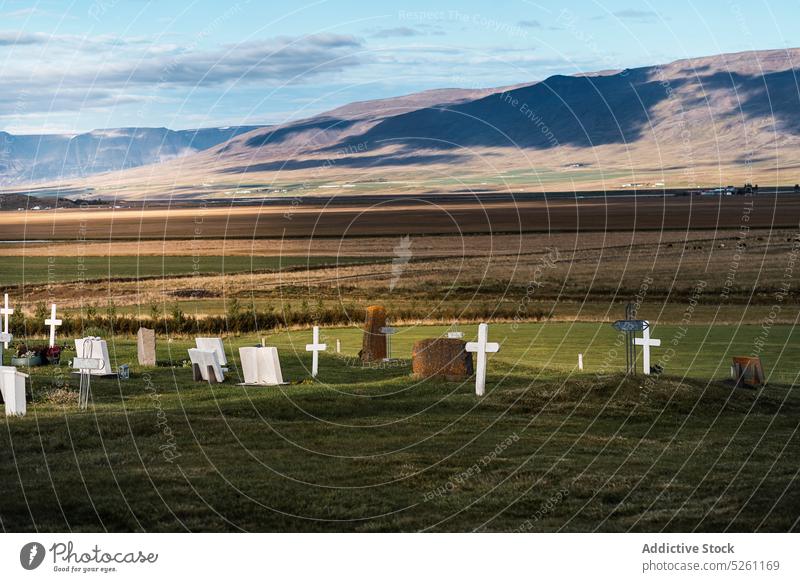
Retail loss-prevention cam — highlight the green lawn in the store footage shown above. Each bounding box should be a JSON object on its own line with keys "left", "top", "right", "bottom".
{"left": 3, "top": 255, "right": 381, "bottom": 284}
{"left": 1, "top": 323, "right": 798, "bottom": 532}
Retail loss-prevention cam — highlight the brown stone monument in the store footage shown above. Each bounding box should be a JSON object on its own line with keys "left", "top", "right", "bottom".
{"left": 360, "top": 305, "right": 387, "bottom": 362}
{"left": 412, "top": 338, "right": 473, "bottom": 381}
{"left": 137, "top": 327, "right": 156, "bottom": 366}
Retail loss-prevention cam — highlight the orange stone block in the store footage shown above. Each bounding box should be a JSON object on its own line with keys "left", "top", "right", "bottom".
{"left": 360, "top": 305, "right": 387, "bottom": 362}
{"left": 412, "top": 338, "right": 473, "bottom": 381}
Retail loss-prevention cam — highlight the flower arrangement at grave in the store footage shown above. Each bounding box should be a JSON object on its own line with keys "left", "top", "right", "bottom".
{"left": 10, "top": 343, "right": 65, "bottom": 366}
{"left": 12, "top": 343, "right": 45, "bottom": 367}
{"left": 45, "top": 345, "right": 63, "bottom": 365}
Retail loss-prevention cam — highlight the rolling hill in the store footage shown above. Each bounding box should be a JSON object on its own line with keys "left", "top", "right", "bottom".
{"left": 6, "top": 48, "right": 800, "bottom": 200}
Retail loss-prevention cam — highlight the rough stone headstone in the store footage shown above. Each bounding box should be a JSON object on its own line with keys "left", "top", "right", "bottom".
{"left": 360, "top": 305, "right": 387, "bottom": 363}
{"left": 137, "top": 327, "right": 156, "bottom": 366}
{"left": 412, "top": 338, "right": 473, "bottom": 381}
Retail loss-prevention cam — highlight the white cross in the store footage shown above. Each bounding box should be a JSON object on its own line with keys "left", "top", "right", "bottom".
{"left": 45, "top": 303, "right": 62, "bottom": 348}
{"left": 305, "top": 325, "right": 327, "bottom": 377}
{"left": 465, "top": 323, "right": 500, "bottom": 396}
{"left": 380, "top": 325, "right": 397, "bottom": 360}
{"left": 1, "top": 294, "right": 13, "bottom": 349}
{"left": 633, "top": 321, "right": 661, "bottom": 375}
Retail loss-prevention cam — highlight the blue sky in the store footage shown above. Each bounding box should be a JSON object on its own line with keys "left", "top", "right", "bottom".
{"left": 0, "top": 0, "right": 797, "bottom": 133}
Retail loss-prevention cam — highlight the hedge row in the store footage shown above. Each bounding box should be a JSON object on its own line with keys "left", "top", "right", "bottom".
{"left": 6, "top": 302, "right": 547, "bottom": 338}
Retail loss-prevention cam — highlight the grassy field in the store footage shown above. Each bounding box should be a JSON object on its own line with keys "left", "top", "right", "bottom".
{"left": 2, "top": 255, "right": 380, "bottom": 285}
{"left": 1, "top": 323, "right": 798, "bottom": 532}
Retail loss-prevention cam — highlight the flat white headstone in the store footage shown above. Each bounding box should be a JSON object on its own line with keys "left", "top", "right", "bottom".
{"left": 305, "top": 326, "right": 327, "bottom": 377}
{"left": 447, "top": 331, "right": 464, "bottom": 339}
{"left": 633, "top": 321, "right": 661, "bottom": 375}
{"left": 74, "top": 337, "right": 114, "bottom": 376}
{"left": 196, "top": 337, "right": 227, "bottom": 367}
{"left": 188, "top": 348, "right": 224, "bottom": 383}
{"left": 0, "top": 365, "right": 28, "bottom": 416}
{"left": 465, "top": 323, "right": 500, "bottom": 396}
{"left": 239, "top": 346, "right": 284, "bottom": 385}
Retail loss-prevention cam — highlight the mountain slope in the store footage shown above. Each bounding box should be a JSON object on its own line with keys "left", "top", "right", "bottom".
{"left": 11, "top": 48, "right": 800, "bottom": 199}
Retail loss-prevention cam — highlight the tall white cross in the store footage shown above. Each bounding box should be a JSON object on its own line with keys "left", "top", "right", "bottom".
{"left": 45, "top": 303, "right": 62, "bottom": 348}
{"left": 1, "top": 294, "right": 13, "bottom": 349}
{"left": 305, "top": 325, "right": 327, "bottom": 377}
{"left": 633, "top": 321, "right": 661, "bottom": 375}
{"left": 380, "top": 325, "right": 397, "bottom": 360}
{"left": 465, "top": 323, "right": 500, "bottom": 396}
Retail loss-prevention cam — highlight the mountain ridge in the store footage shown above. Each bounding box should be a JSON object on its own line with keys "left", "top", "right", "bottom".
{"left": 6, "top": 47, "right": 800, "bottom": 199}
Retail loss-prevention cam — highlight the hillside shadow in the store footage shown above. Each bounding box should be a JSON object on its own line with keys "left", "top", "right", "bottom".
{"left": 219, "top": 152, "right": 466, "bottom": 173}
{"left": 322, "top": 67, "right": 682, "bottom": 151}
{"left": 696, "top": 69, "right": 800, "bottom": 134}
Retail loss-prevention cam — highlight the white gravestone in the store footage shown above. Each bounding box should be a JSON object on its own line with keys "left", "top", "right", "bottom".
{"left": 305, "top": 326, "right": 327, "bottom": 378}
{"left": 1, "top": 294, "right": 13, "bottom": 349}
{"left": 188, "top": 348, "right": 224, "bottom": 383}
{"left": 74, "top": 337, "right": 114, "bottom": 376}
{"left": 336, "top": 339, "right": 341, "bottom": 354}
{"left": 45, "top": 304, "right": 62, "bottom": 348}
{"left": 465, "top": 323, "right": 500, "bottom": 396}
{"left": 447, "top": 331, "right": 464, "bottom": 339}
{"left": 0, "top": 366, "right": 28, "bottom": 416}
{"left": 633, "top": 321, "right": 661, "bottom": 375}
{"left": 196, "top": 338, "right": 228, "bottom": 368}
{"left": 578, "top": 353, "right": 584, "bottom": 371}
{"left": 239, "top": 347, "right": 285, "bottom": 385}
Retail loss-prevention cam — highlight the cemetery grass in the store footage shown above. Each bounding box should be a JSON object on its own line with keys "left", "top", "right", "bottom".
{"left": 1, "top": 323, "right": 798, "bottom": 532}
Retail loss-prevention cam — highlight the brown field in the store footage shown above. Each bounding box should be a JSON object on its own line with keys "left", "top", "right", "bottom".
{"left": 1, "top": 194, "right": 798, "bottom": 240}
{"left": 3, "top": 224, "right": 797, "bottom": 326}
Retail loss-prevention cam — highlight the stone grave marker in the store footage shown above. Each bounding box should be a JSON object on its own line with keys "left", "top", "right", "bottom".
{"left": 0, "top": 365, "right": 28, "bottom": 416}
{"left": 137, "top": 327, "right": 156, "bottom": 366}
{"left": 196, "top": 337, "right": 228, "bottom": 369}
{"left": 360, "top": 305, "right": 387, "bottom": 363}
{"left": 188, "top": 348, "right": 224, "bottom": 383}
{"left": 239, "top": 346, "right": 286, "bottom": 385}
{"left": 412, "top": 338, "right": 473, "bottom": 381}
